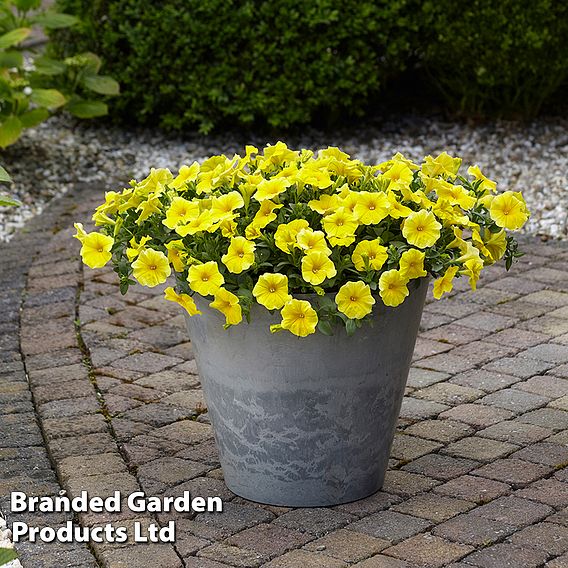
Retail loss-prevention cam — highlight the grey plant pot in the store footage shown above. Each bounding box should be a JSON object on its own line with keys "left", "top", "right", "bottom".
{"left": 184, "top": 278, "right": 429, "bottom": 507}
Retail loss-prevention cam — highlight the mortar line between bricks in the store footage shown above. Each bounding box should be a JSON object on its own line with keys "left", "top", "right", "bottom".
{"left": 13, "top": 196, "right": 103, "bottom": 568}
{"left": 73, "top": 259, "right": 189, "bottom": 568}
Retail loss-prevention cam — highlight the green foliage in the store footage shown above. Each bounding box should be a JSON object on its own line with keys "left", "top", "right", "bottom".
{"left": 420, "top": 0, "right": 568, "bottom": 117}
{"left": 0, "top": 163, "right": 21, "bottom": 206}
{"left": 52, "top": 0, "right": 417, "bottom": 133}
{"left": 0, "top": 0, "right": 119, "bottom": 148}
{"left": 0, "top": 547, "right": 18, "bottom": 566}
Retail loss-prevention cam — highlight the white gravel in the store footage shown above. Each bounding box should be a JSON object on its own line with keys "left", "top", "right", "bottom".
{"left": 0, "top": 518, "right": 22, "bottom": 568}
{"left": 1, "top": 114, "right": 567, "bottom": 242}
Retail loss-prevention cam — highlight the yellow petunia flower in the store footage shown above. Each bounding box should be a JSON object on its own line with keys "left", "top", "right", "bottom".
{"left": 73, "top": 222, "right": 88, "bottom": 243}
{"left": 335, "top": 281, "right": 375, "bottom": 319}
{"left": 402, "top": 210, "right": 442, "bottom": 249}
{"left": 468, "top": 165, "right": 496, "bottom": 192}
{"left": 434, "top": 180, "right": 476, "bottom": 209}
{"left": 188, "top": 261, "right": 224, "bottom": 296}
{"left": 301, "top": 251, "right": 337, "bottom": 285}
{"left": 136, "top": 193, "right": 162, "bottom": 224}
{"left": 252, "top": 273, "right": 291, "bottom": 310}
{"left": 489, "top": 192, "right": 528, "bottom": 230}
{"left": 322, "top": 207, "right": 358, "bottom": 240}
{"left": 461, "top": 257, "right": 484, "bottom": 291}
{"left": 382, "top": 162, "right": 414, "bottom": 189}
{"left": 164, "top": 286, "right": 201, "bottom": 316}
{"left": 251, "top": 200, "right": 282, "bottom": 229}
{"left": 165, "top": 240, "right": 186, "bottom": 272}
{"left": 132, "top": 248, "right": 171, "bottom": 287}
{"left": 308, "top": 194, "right": 341, "bottom": 215}
{"left": 399, "top": 249, "right": 427, "bottom": 280}
{"left": 352, "top": 240, "right": 388, "bottom": 271}
{"left": 483, "top": 229, "right": 507, "bottom": 262}
{"left": 210, "top": 191, "right": 245, "bottom": 222}
{"left": 280, "top": 299, "right": 318, "bottom": 337}
{"left": 295, "top": 228, "right": 331, "bottom": 255}
{"left": 379, "top": 269, "right": 409, "bottom": 307}
{"left": 245, "top": 223, "right": 263, "bottom": 240}
{"left": 387, "top": 192, "right": 413, "bottom": 219}
{"left": 77, "top": 231, "right": 114, "bottom": 269}
{"left": 433, "top": 266, "right": 459, "bottom": 299}
{"left": 219, "top": 219, "right": 238, "bottom": 238}
{"left": 353, "top": 192, "right": 390, "bottom": 225}
{"left": 253, "top": 178, "right": 291, "bottom": 202}
{"left": 422, "top": 152, "right": 461, "bottom": 178}
{"left": 175, "top": 211, "right": 213, "bottom": 236}
{"left": 163, "top": 196, "right": 200, "bottom": 229}
{"left": 221, "top": 236, "right": 256, "bottom": 274}
{"left": 126, "top": 235, "right": 152, "bottom": 261}
{"left": 210, "top": 288, "right": 242, "bottom": 325}
{"left": 169, "top": 162, "right": 200, "bottom": 189}
{"left": 275, "top": 219, "right": 310, "bottom": 253}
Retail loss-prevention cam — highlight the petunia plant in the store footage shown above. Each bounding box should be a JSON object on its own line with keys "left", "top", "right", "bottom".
{"left": 75, "top": 144, "right": 528, "bottom": 337}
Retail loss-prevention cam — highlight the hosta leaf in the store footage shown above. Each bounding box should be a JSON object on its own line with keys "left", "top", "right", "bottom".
{"left": 31, "top": 12, "right": 79, "bottom": 29}
{"left": 34, "top": 56, "right": 66, "bottom": 76}
{"left": 0, "top": 165, "right": 11, "bottom": 183}
{"left": 66, "top": 99, "right": 108, "bottom": 118}
{"left": 19, "top": 107, "right": 49, "bottom": 128}
{"left": 0, "top": 28, "right": 31, "bottom": 49}
{"left": 82, "top": 74, "right": 120, "bottom": 96}
{"left": 0, "top": 115, "right": 22, "bottom": 148}
{"left": 30, "top": 88, "right": 66, "bottom": 109}
{"left": 0, "top": 50, "right": 24, "bottom": 69}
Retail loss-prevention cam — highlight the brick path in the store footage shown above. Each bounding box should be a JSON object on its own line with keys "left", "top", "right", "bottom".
{"left": 2, "top": 185, "right": 568, "bottom": 568}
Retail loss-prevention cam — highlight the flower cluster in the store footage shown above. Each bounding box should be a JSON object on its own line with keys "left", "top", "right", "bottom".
{"left": 75, "top": 143, "right": 528, "bottom": 337}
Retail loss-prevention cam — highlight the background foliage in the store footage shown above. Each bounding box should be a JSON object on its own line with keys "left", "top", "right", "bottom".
{"left": 53, "top": 0, "right": 567, "bottom": 132}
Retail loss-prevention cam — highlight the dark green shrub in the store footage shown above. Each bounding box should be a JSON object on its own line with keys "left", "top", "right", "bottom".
{"left": 420, "top": 0, "right": 568, "bottom": 117}
{"left": 52, "top": 0, "right": 417, "bottom": 132}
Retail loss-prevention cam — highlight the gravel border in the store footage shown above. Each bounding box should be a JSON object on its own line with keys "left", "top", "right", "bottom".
{"left": 2, "top": 113, "right": 567, "bottom": 241}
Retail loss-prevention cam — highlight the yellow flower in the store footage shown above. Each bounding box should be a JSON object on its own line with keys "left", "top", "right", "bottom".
{"left": 164, "top": 287, "right": 201, "bottom": 316}
{"left": 382, "top": 162, "right": 414, "bottom": 189}
{"left": 77, "top": 231, "right": 114, "bottom": 269}
{"left": 434, "top": 179, "right": 476, "bottom": 209}
{"left": 188, "top": 261, "right": 224, "bottom": 296}
{"left": 399, "top": 249, "right": 427, "bottom": 279}
{"left": 169, "top": 162, "right": 200, "bottom": 189}
{"left": 253, "top": 273, "right": 291, "bottom": 310}
{"left": 379, "top": 270, "right": 409, "bottom": 307}
{"left": 296, "top": 229, "right": 331, "bottom": 255}
{"left": 301, "top": 251, "right": 337, "bottom": 285}
{"left": 275, "top": 219, "right": 309, "bottom": 253}
{"left": 165, "top": 240, "right": 186, "bottom": 271}
{"left": 132, "top": 248, "right": 171, "bottom": 287}
{"left": 402, "top": 210, "right": 441, "bottom": 249}
{"left": 126, "top": 235, "right": 152, "bottom": 261}
{"left": 335, "top": 281, "right": 375, "bottom": 319}
{"left": 461, "top": 257, "right": 484, "bottom": 291}
{"left": 136, "top": 193, "right": 162, "bottom": 224}
{"left": 253, "top": 178, "right": 291, "bottom": 202}
{"left": 352, "top": 240, "right": 388, "bottom": 271}
{"left": 483, "top": 229, "right": 507, "bottom": 262}
{"left": 176, "top": 211, "right": 213, "bottom": 236}
{"left": 73, "top": 222, "right": 88, "bottom": 243}
{"left": 297, "top": 162, "right": 332, "bottom": 189}
{"left": 219, "top": 219, "right": 238, "bottom": 238}
{"left": 163, "top": 197, "right": 200, "bottom": 229}
{"left": 258, "top": 141, "right": 299, "bottom": 170}
{"left": 245, "top": 223, "right": 263, "bottom": 240}
{"left": 433, "top": 266, "right": 459, "bottom": 299}
{"left": 489, "top": 192, "right": 528, "bottom": 230}
{"left": 251, "top": 200, "right": 282, "bottom": 229}
{"left": 210, "top": 191, "right": 245, "bottom": 222}
{"left": 422, "top": 152, "right": 461, "bottom": 178}
{"left": 280, "top": 299, "right": 318, "bottom": 337}
{"left": 468, "top": 165, "right": 496, "bottom": 192}
{"left": 210, "top": 288, "right": 242, "bottom": 325}
{"left": 322, "top": 207, "right": 358, "bottom": 240}
{"left": 308, "top": 194, "right": 341, "bottom": 215}
{"left": 387, "top": 192, "right": 413, "bottom": 218}
{"left": 353, "top": 192, "right": 390, "bottom": 224}
{"left": 222, "top": 237, "right": 256, "bottom": 274}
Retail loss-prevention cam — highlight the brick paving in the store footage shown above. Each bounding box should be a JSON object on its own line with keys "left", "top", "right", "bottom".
{"left": 1, "top": 185, "right": 568, "bottom": 568}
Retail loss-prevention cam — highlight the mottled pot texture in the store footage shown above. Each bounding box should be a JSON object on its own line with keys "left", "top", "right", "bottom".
{"left": 185, "top": 278, "right": 429, "bottom": 507}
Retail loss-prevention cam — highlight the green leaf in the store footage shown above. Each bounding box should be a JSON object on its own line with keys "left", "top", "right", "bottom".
{"left": 0, "top": 165, "right": 11, "bottom": 182}
{"left": 0, "top": 28, "right": 31, "bottom": 49}
{"left": 81, "top": 52, "right": 102, "bottom": 74}
{"left": 0, "top": 547, "right": 18, "bottom": 565}
{"left": 0, "top": 50, "right": 24, "bottom": 69}
{"left": 66, "top": 99, "right": 108, "bottom": 118}
{"left": 34, "top": 56, "right": 66, "bottom": 76}
{"left": 345, "top": 318, "right": 358, "bottom": 336}
{"left": 0, "top": 115, "right": 22, "bottom": 148}
{"left": 19, "top": 107, "right": 49, "bottom": 128}
{"left": 31, "top": 12, "right": 79, "bottom": 29}
{"left": 30, "top": 88, "right": 66, "bottom": 109}
{"left": 13, "top": 0, "right": 42, "bottom": 10}
{"left": 82, "top": 74, "right": 120, "bottom": 96}
{"left": 317, "top": 319, "right": 334, "bottom": 336}
{"left": 0, "top": 194, "right": 21, "bottom": 207}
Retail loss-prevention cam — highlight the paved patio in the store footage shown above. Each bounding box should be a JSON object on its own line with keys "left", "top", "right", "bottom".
{"left": 1, "top": 185, "right": 568, "bottom": 568}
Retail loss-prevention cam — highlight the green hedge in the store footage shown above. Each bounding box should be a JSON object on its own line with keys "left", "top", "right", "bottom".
{"left": 53, "top": 0, "right": 417, "bottom": 132}
{"left": 420, "top": 0, "right": 568, "bottom": 117}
